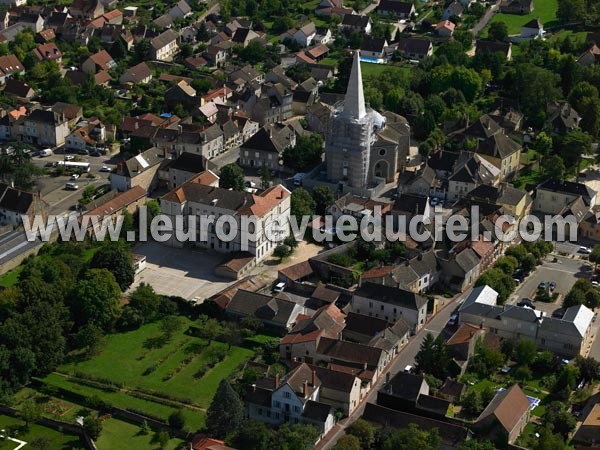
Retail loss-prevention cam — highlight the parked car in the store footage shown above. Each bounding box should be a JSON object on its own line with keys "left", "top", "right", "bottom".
{"left": 549, "top": 281, "right": 556, "bottom": 291}
{"left": 65, "top": 182, "right": 79, "bottom": 190}
{"left": 64, "top": 155, "right": 75, "bottom": 161}
{"left": 273, "top": 282, "right": 286, "bottom": 293}
{"left": 430, "top": 197, "right": 439, "bottom": 206}
{"left": 552, "top": 308, "right": 565, "bottom": 318}
{"left": 538, "top": 281, "right": 547, "bottom": 290}
{"left": 70, "top": 173, "right": 80, "bottom": 180}
{"left": 99, "top": 165, "right": 111, "bottom": 172}
{"left": 579, "top": 246, "right": 592, "bottom": 254}
{"left": 77, "top": 149, "right": 88, "bottom": 155}
{"left": 517, "top": 299, "right": 535, "bottom": 309}
{"left": 404, "top": 365, "right": 413, "bottom": 373}
{"left": 38, "top": 149, "right": 52, "bottom": 157}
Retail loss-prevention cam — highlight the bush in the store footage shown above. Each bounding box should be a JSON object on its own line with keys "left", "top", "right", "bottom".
{"left": 328, "top": 253, "right": 354, "bottom": 267}
{"left": 273, "top": 244, "right": 292, "bottom": 259}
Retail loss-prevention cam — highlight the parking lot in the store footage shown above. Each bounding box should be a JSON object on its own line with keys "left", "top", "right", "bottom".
{"left": 508, "top": 255, "right": 591, "bottom": 315}
{"left": 128, "top": 241, "right": 234, "bottom": 301}
{"left": 30, "top": 152, "right": 116, "bottom": 215}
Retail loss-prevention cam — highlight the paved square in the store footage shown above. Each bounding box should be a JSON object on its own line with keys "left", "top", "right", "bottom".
{"left": 129, "top": 241, "right": 234, "bottom": 301}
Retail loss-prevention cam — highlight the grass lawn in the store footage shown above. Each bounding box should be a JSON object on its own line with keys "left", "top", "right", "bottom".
{"left": 0, "top": 267, "right": 21, "bottom": 287}
{"left": 513, "top": 168, "right": 545, "bottom": 188}
{"left": 360, "top": 62, "right": 412, "bottom": 78}
{"left": 485, "top": 0, "right": 558, "bottom": 35}
{"left": 96, "top": 418, "right": 184, "bottom": 450}
{"left": 0, "top": 415, "right": 85, "bottom": 450}
{"left": 59, "top": 320, "right": 254, "bottom": 408}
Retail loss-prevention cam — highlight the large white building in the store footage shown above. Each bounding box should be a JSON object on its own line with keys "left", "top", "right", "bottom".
{"left": 161, "top": 172, "right": 291, "bottom": 262}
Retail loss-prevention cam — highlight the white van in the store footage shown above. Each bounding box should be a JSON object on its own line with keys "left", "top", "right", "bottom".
{"left": 39, "top": 149, "right": 53, "bottom": 157}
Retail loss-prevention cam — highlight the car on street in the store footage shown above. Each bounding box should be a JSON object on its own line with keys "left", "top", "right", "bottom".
{"left": 99, "top": 165, "right": 111, "bottom": 172}
{"left": 65, "top": 182, "right": 79, "bottom": 190}
{"left": 579, "top": 246, "right": 592, "bottom": 254}
{"left": 70, "top": 173, "right": 80, "bottom": 180}
{"left": 64, "top": 155, "right": 75, "bottom": 161}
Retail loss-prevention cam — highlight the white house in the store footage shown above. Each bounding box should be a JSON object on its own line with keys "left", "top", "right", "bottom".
{"left": 281, "top": 22, "right": 317, "bottom": 47}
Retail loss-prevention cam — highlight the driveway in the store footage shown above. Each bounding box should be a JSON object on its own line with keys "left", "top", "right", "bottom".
{"left": 470, "top": 0, "right": 500, "bottom": 35}
{"left": 129, "top": 241, "right": 235, "bottom": 301}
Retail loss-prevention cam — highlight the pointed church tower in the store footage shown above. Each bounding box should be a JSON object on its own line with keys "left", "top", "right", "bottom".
{"left": 344, "top": 51, "right": 366, "bottom": 119}
{"left": 325, "top": 50, "right": 383, "bottom": 190}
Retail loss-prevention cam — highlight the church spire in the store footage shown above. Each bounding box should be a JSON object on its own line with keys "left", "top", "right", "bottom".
{"left": 345, "top": 50, "right": 366, "bottom": 119}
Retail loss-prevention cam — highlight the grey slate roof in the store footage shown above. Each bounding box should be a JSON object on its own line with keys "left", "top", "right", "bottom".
{"left": 354, "top": 282, "right": 428, "bottom": 310}
{"left": 383, "top": 372, "right": 427, "bottom": 402}
{"left": 226, "top": 289, "right": 297, "bottom": 326}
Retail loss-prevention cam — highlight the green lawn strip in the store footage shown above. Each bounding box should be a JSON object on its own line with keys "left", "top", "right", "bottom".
{"left": 41, "top": 373, "right": 205, "bottom": 431}
{"left": 95, "top": 418, "right": 184, "bottom": 450}
{"left": 516, "top": 422, "right": 540, "bottom": 448}
{"left": 0, "top": 268, "right": 21, "bottom": 287}
{"left": 484, "top": 0, "right": 558, "bottom": 35}
{"left": 0, "top": 414, "right": 84, "bottom": 450}
{"left": 187, "top": 346, "right": 254, "bottom": 407}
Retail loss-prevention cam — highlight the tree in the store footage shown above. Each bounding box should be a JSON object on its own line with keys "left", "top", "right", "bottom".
{"left": 494, "top": 256, "right": 518, "bottom": 276}
{"left": 533, "top": 425, "right": 570, "bottom": 450}
{"left": 346, "top": 419, "right": 376, "bottom": 449}
{"left": 470, "top": 342, "right": 505, "bottom": 377}
{"left": 260, "top": 164, "right": 270, "bottom": 190}
{"left": 563, "top": 286, "right": 587, "bottom": 308}
{"left": 196, "top": 21, "right": 209, "bottom": 42}
{"left": 227, "top": 419, "right": 273, "bottom": 450}
{"left": 153, "top": 430, "right": 170, "bottom": 449}
{"left": 291, "top": 188, "right": 316, "bottom": 217}
{"left": 160, "top": 315, "right": 183, "bottom": 339}
{"left": 554, "top": 364, "right": 580, "bottom": 399}
{"left": 557, "top": 0, "right": 586, "bottom": 22}
{"left": 206, "top": 380, "right": 245, "bottom": 438}
{"left": 168, "top": 410, "right": 185, "bottom": 430}
{"left": 333, "top": 435, "right": 361, "bottom": 450}
{"left": 382, "top": 423, "right": 440, "bottom": 450}
{"left": 511, "top": 64, "right": 561, "bottom": 124}
{"left": 488, "top": 22, "right": 508, "bottom": 42}
{"left": 273, "top": 244, "right": 292, "bottom": 259}
{"left": 459, "top": 440, "right": 496, "bottom": 450}
{"left": 90, "top": 243, "right": 135, "bottom": 291}
{"left": 560, "top": 130, "right": 593, "bottom": 169}
{"left": 129, "top": 283, "right": 162, "bottom": 321}
{"left": 475, "top": 269, "right": 515, "bottom": 304}
{"left": 542, "top": 401, "right": 576, "bottom": 438}
{"left": 80, "top": 185, "right": 97, "bottom": 205}
{"left": 20, "top": 400, "right": 41, "bottom": 426}
{"left": 516, "top": 338, "right": 537, "bottom": 366}
{"left": 83, "top": 415, "right": 103, "bottom": 440}
{"left": 415, "top": 333, "right": 450, "bottom": 380}
{"left": 219, "top": 163, "right": 245, "bottom": 191}
{"left": 575, "top": 355, "right": 600, "bottom": 381}
{"left": 312, "top": 185, "right": 334, "bottom": 216}
{"left": 275, "top": 424, "right": 321, "bottom": 450}
{"left": 75, "top": 324, "right": 105, "bottom": 357}
{"left": 461, "top": 389, "right": 483, "bottom": 415}
{"left": 282, "top": 134, "right": 324, "bottom": 172}
{"left": 72, "top": 269, "right": 121, "bottom": 330}
{"left": 542, "top": 155, "right": 566, "bottom": 180}
{"left": 196, "top": 316, "right": 222, "bottom": 344}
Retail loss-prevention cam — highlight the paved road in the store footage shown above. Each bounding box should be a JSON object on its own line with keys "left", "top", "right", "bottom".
{"left": 317, "top": 293, "right": 465, "bottom": 449}
{"left": 470, "top": 0, "right": 500, "bottom": 35}
{"left": 0, "top": 229, "right": 42, "bottom": 266}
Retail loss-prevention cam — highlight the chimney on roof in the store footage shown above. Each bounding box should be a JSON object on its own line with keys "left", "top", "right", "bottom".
{"left": 312, "top": 370, "right": 317, "bottom": 387}
{"left": 303, "top": 380, "right": 309, "bottom": 398}
{"left": 275, "top": 372, "right": 280, "bottom": 388}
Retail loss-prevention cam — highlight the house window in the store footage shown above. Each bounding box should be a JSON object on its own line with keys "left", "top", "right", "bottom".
{"left": 380, "top": 305, "right": 384, "bottom": 311}
{"left": 275, "top": 401, "right": 281, "bottom": 408}
{"left": 284, "top": 391, "right": 291, "bottom": 399}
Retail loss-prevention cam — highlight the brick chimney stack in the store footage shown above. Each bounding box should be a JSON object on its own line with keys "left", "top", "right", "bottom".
{"left": 275, "top": 372, "right": 280, "bottom": 388}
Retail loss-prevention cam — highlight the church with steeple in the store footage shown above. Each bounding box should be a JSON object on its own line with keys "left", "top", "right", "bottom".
{"left": 325, "top": 51, "right": 411, "bottom": 193}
